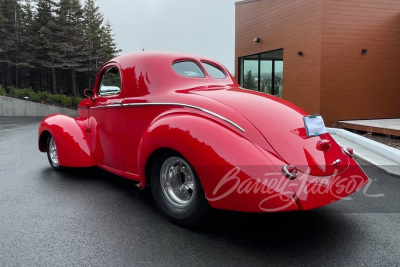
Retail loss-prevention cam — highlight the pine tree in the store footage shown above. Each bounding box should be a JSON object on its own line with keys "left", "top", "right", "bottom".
{"left": 83, "top": 0, "right": 105, "bottom": 87}
{"left": 243, "top": 69, "right": 257, "bottom": 90}
{"left": 57, "top": 0, "right": 87, "bottom": 96}
{"left": 32, "top": 0, "right": 59, "bottom": 93}
{"left": 261, "top": 76, "right": 271, "bottom": 94}
{"left": 100, "top": 20, "right": 120, "bottom": 62}
{"left": 0, "top": 0, "right": 20, "bottom": 93}
{"left": 18, "top": 1, "right": 36, "bottom": 89}
{"left": 0, "top": 0, "right": 120, "bottom": 95}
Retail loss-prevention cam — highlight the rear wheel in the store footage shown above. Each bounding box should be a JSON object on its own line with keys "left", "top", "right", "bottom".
{"left": 150, "top": 152, "right": 209, "bottom": 227}
{"left": 47, "top": 135, "right": 61, "bottom": 170}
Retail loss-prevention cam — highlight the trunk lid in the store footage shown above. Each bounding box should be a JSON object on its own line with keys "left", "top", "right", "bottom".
{"left": 194, "top": 88, "right": 349, "bottom": 176}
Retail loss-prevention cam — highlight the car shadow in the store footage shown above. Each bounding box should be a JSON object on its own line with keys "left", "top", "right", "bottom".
{"left": 194, "top": 206, "right": 358, "bottom": 264}
{"left": 40, "top": 166, "right": 358, "bottom": 263}
{"left": 40, "top": 166, "right": 156, "bottom": 206}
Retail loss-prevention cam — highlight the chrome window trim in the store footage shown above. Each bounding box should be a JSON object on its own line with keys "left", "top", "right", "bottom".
{"left": 98, "top": 66, "right": 122, "bottom": 96}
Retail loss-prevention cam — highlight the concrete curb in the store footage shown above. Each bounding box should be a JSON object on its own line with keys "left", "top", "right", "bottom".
{"left": 328, "top": 128, "right": 400, "bottom": 164}
{"left": 328, "top": 127, "right": 400, "bottom": 177}
{"left": 0, "top": 96, "right": 78, "bottom": 117}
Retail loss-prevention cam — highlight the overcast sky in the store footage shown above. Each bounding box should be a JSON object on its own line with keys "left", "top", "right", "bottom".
{"left": 96, "top": 0, "right": 238, "bottom": 74}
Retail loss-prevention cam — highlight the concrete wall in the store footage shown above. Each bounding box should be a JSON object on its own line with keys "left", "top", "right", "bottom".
{"left": 0, "top": 96, "right": 78, "bottom": 117}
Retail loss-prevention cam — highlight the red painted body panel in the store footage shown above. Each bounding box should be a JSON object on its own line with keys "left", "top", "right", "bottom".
{"left": 38, "top": 114, "right": 94, "bottom": 167}
{"left": 39, "top": 51, "right": 369, "bottom": 213}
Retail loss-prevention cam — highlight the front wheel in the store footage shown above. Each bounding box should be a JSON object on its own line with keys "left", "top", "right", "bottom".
{"left": 47, "top": 135, "right": 61, "bottom": 170}
{"left": 150, "top": 152, "right": 209, "bottom": 227}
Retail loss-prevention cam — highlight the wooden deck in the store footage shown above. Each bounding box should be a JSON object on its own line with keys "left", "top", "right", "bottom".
{"left": 338, "top": 119, "right": 400, "bottom": 137}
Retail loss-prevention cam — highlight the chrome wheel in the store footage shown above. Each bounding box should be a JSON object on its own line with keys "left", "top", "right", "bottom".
{"left": 160, "top": 157, "right": 195, "bottom": 208}
{"left": 151, "top": 151, "right": 209, "bottom": 226}
{"left": 47, "top": 136, "right": 60, "bottom": 169}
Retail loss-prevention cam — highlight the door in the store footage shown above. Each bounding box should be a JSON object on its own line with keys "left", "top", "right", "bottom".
{"left": 88, "top": 65, "right": 125, "bottom": 170}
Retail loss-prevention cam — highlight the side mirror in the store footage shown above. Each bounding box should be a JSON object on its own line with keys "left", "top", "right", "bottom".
{"left": 84, "top": 88, "right": 94, "bottom": 99}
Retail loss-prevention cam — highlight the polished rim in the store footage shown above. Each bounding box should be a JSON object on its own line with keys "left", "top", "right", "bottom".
{"left": 49, "top": 137, "right": 59, "bottom": 167}
{"left": 160, "top": 156, "right": 195, "bottom": 208}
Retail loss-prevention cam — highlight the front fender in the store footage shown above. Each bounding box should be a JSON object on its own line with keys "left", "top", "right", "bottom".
{"left": 38, "top": 114, "right": 94, "bottom": 167}
{"left": 138, "top": 114, "right": 299, "bottom": 212}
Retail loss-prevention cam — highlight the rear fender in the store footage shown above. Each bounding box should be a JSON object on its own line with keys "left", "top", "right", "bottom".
{"left": 138, "top": 114, "right": 299, "bottom": 212}
{"left": 38, "top": 114, "right": 94, "bottom": 167}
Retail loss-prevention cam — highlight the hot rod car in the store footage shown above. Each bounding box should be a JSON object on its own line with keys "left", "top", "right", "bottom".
{"left": 39, "top": 51, "right": 369, "bottom": 226}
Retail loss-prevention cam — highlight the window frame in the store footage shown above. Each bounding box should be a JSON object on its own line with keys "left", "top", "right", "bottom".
{"left": 98, "top": 66, "right": 122, "bottom": 97}
{"left": 238, "top": 48, "right": 283, "bottom": 96}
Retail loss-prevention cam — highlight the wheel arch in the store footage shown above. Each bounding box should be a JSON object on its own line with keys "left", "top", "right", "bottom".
{"left": 137, "top": 113, "right": 288, "bottom": 212}
{"left": 138, "top": 114, "right": 236, "bottom": 188}
{"left": 38, "top": 114, "right": 95, "bottom": 167}
{"left": 145, "top": 147, "right": 177, "bottom": 186}
{"left": 38, "top": 130, "right": 51, "bottom": 152}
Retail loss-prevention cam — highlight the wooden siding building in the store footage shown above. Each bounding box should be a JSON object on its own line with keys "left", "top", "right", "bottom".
{"left": 235, "top": 0, "right": 400, "bottom": 126}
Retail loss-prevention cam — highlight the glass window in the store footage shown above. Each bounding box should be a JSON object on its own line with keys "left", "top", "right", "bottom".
{"left": 274, "top": 61, "right": 283, "bottom": 97}
{"left": 242, "top": 59, "right": 258, "bottom": 90}
{"left": 201, "top": 61, "right": 226, "bottom": 79}
{"left": 172, "top": 61, "right": 205, "bottom": 78}
{"left": 239, "top": 49, "right": 283, "bottom": 97}
{"left": 260, "top": 60, "right": 272, "bottom": 94}
{"left": 99, "top": 67, "right": 121, "bottom": 96}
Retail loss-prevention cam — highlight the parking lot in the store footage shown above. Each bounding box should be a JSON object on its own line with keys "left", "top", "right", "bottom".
{"left": 0, "top": 117, "right": 399, "bottom": 266}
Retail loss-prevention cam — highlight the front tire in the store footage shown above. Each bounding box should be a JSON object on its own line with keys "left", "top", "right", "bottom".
{"left": 47, "top": 135, "right": 61, "bottom": 170}
{"left": 150, "top": 151, "right": 209, "bottom": 227}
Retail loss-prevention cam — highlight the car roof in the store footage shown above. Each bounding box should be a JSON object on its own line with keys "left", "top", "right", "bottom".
{"left": 112, "top": 50, "right": 220, "bottom": 68}
{"left": 103, "top": 51, "right": 238, "bottom": 96}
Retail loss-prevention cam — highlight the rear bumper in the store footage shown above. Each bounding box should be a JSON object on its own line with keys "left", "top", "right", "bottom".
{"left": 205, "top": 163, "right": 369, "bottom": 213}
{"left": 290, "top": 164, "right": 369, "bottom": 210}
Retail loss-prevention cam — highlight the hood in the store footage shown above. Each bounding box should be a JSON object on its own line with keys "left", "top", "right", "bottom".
{"left": 193, "top": 88, "right": 349, "bottom": 176}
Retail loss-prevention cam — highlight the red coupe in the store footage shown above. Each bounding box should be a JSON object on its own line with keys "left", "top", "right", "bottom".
{"left": 39, "top": 51, "right": 369, "bottom": 226}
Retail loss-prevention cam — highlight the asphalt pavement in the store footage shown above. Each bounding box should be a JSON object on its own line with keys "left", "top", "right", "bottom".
{"left": 0, "top": 117, "right": 399, "bottom": 266}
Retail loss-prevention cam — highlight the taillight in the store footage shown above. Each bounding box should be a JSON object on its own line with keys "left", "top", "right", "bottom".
{"left": 317, "top": 139, "right": 331, "bottom": 151}
{"left": 282, "top": 165, "right": 298, "bottom": 180}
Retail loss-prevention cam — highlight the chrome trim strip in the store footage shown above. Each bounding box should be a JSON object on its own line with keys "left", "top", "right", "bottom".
{"left": 122, "top": 102, "right": 245, "bottom": 132}
{"left": 342, "top": 147, "right": 353, "bottom": 158}
{"left": 91, "top": 104, "right": 122, "bottom": 109}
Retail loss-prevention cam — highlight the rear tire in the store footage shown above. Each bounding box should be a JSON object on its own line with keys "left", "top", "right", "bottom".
{"left": 150, "top": 151, "right": 209, "bottom": 227}
{"left": 47, "top": 135, "right": 61, "bottom": 170}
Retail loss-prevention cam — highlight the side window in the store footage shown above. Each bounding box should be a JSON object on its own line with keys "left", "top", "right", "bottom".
{"left": 201, "top": 61, "right": 227, "bottom": 79}
{"left": 172, "top": 61, "right": 206, "bottom": 78}
{"left": 99, "top": 66, "right": 121, "bottom": 96}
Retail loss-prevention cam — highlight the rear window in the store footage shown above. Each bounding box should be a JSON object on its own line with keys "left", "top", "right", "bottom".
{"left": 201, "top": 61, "right": 227, "bottom": 79}
{"left": 172, "top": 61, "right": 205, "bottom": 78}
